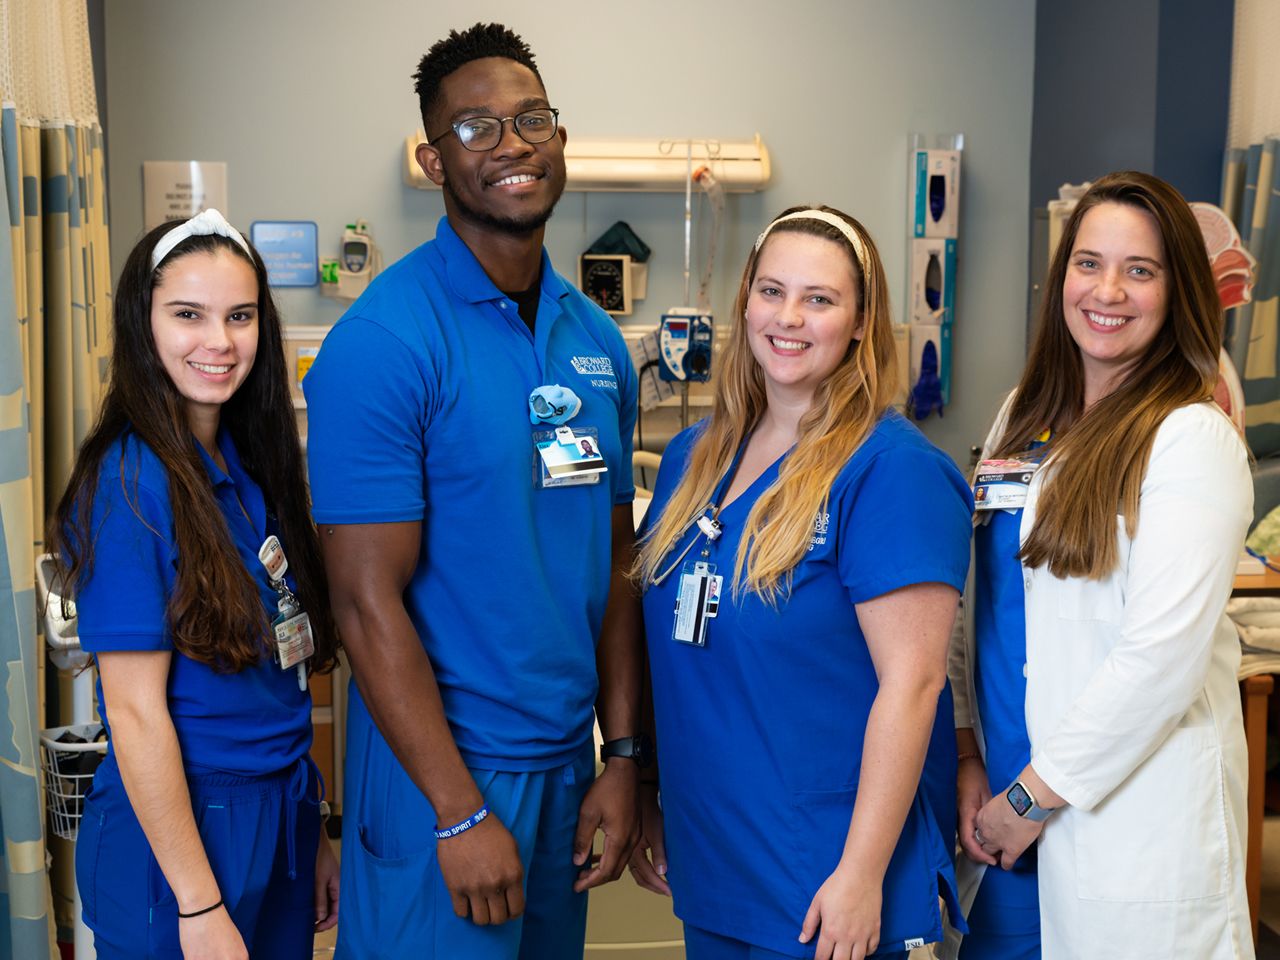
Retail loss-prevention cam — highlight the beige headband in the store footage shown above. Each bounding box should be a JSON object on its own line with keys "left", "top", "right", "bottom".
{"left": 754, "top": 209, "right": 869, "bottom": 273}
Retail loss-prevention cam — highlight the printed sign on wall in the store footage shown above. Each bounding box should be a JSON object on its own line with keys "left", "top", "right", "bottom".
{"left": 143, "top": 161, "right": 228, "bottom": 228}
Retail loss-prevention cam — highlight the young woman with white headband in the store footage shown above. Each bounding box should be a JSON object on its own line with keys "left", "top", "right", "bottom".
{"left": 49, "top": 211, "right": 340, "bottom": 959}
{"left": 630, "top": 205, "right": 973, "bottom": 960}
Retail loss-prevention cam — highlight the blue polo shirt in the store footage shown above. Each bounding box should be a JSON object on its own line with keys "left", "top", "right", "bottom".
{"left": 303, "top": 217, "right": 638, "bottom": 770}
{"left": 76, "top": 430, "right": 311, "bottom": 777}
{"left": 642, "top": 412, "right": 972, "bottom": 956}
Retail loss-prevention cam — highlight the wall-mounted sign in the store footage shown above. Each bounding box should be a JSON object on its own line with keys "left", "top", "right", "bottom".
{"left": 143, "top": 161, "right": 228, "bottom": 229}
{"left": 250, "top": 221, "right": 319, "bottom": 287}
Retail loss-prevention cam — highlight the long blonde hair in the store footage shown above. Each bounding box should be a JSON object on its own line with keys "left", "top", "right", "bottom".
{"left": 636, "top": 205, "right": 898, "bottom": 604}
{"left": 995, "top": 171, "right": 1223, "bottom": 579}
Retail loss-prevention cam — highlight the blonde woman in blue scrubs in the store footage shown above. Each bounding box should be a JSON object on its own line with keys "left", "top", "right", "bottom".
{"left": 632, "top": 206, "right": 973, "bottom": 960}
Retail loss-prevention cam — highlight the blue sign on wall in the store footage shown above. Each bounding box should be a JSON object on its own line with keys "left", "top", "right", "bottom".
{"left": 250, "top": 220, "right": 318, "bottom": 287}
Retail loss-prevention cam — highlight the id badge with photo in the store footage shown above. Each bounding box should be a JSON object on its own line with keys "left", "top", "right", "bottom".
{"left": 973, "top": 458, "right": 1039, "bottom": 512}
{"left": 273, "top": 610, "right": 316, "bottom": 670}
{"left": 533, "top": 425, "right": 605, "bottom": 489}
{"left": 672, "top": 560, "right": 720, "bottom": 647}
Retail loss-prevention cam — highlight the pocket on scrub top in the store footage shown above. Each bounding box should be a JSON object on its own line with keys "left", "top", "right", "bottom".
{"left": 1074, "top": 727, "right": 1228, "bottom": 902}
{"left": 790, "top": 787, "right": 862, "bottom": 909}
{"left": 74, "top": 801, "right": 106, "bottom": 925}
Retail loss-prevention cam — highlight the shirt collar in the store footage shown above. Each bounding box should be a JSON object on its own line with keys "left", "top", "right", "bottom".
{"left": 193, "top": 428, "right": 237, "bottom": 489}
{"left": 434, "top": 216, "right": 570, "bottom": 306}
{"left": 193, "top": 428, "right": 269, "bottom": 539}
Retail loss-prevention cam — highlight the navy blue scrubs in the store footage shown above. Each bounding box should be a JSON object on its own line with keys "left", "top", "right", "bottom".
{"left": 642, "top": 412, "right": 972, "bottom": 958}
{"left": 960, "top": 483, "right": 1042, "bottom": 959}
{"left": 74, "top": 429, "right": 319, "bottom": 959}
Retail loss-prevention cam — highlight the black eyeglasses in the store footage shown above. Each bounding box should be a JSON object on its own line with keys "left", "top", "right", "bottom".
{"left": 430, "top": 108, "right": 560, "bottom": 153}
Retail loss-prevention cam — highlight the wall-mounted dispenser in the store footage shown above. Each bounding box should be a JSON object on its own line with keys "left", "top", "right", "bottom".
{"left": 320, "top": 220, "right": 381, "bottom": 304}
{"left": 903, "top": 135, "right": 963, "bottom": 419}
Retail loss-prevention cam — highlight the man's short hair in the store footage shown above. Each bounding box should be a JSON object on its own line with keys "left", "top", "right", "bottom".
{"left": 413, "top": 23, "right": 543, "bottom": 136}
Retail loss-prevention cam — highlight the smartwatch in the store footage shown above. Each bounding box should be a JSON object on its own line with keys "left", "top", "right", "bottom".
{"left": 1006, "top": 780, "right": 1054, "bottom": 822}
{"left": 600, "top": 735, "right": 654, "bottom": 768}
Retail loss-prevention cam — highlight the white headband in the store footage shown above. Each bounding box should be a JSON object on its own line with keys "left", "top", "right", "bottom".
{"left": 150, "top": 208, "right": 252, "bottom": 271}
{"left": 754, "top": 209, "right": 869, "bottom": 273}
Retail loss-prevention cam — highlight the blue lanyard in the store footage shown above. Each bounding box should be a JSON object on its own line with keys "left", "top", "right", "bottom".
{"left": 709, "top": 433, "right": 751, "bottom": 518}
{"left": 650, "top": 434, "right": 751, "bottom": 587}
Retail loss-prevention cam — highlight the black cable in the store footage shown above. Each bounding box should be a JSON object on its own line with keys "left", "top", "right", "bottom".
{"left": 636, "top": 359, "right": 660, "bottom": 490}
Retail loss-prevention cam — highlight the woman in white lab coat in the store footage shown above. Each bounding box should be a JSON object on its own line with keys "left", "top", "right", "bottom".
{"left": 949, "top": 171, "right": 1254, "bottom": 959}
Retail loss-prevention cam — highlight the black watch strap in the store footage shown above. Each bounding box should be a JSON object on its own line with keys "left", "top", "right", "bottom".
{"left": 600, "top": 734, "right": 654, "bottom": 768}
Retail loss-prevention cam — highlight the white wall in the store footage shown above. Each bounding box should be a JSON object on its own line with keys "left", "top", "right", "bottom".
{"left": 104, "top": 0, "right": 1035, "bottom": 464}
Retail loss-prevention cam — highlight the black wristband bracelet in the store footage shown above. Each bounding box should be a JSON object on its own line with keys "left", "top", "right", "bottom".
{"left": 178, "top": 898, "right": 223, "bottom": 919}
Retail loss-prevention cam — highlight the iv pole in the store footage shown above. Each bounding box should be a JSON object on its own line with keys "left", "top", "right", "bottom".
{"left": 681, "top": 141, "right": 693, "bottom": 428}
{"left": 658, "top": 138, "right": 724, "bottom": 429}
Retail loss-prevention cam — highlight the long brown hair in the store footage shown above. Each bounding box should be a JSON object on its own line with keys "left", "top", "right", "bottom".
{"left": 49, "top": 221, "right": 339, "bottom": 673}
{"left": 636, "top": 205, "right": 898, "bottom": 604}
{"left": 995, "top": 171, "right": 1223, "bottom": 578}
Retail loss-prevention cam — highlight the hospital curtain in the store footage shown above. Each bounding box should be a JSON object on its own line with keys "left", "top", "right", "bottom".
{"left": 0, "top": 0, "right": 112, "bottom": 955}
{"left": 1224, "top": 0, "right": 1280, "bottom": 456}
{"left": 1223, "top": 139, "right": 1280, "bottom": 456}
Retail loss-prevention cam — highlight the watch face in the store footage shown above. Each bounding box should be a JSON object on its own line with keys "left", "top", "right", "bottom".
{"left": 635, "top": 733, "right": 654, "bottom": 767}
{"left": 1007, "top": 782, "right": 1033, "bottom": 816}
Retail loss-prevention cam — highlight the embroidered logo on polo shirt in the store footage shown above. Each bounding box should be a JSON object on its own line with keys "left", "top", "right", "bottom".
{"left": 809, "top": 512, "right": 830, "bottom": 551}
{"left": 570, "top": 355, "right": 615, "bottom": 377}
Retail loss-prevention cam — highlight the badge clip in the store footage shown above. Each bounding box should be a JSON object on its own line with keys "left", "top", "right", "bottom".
{"left": 696, "top": 514, "right": 722, "bottom": 540}
{"left": 258, "top": 536, "right": 312, "bottom": 690}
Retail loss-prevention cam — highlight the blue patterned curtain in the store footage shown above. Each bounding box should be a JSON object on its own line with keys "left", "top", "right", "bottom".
{"left": 0, "top": 0, "right": 112, "bottom": 954}
{"left": 1223, "top": 139, "right": 1280, "bottom": 456}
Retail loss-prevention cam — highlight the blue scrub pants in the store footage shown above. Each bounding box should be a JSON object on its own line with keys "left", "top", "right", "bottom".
{"left": 337, "top": 693, "right": 594, "bottom": 960}
{"left": 684, "top": 924, "right": 909, "bottom": 959}
{"left": 957, "top": 865, "right": 1040, "bottom": 960}
{"left": 76, "top": 753, "right": 321, "bottom": 959}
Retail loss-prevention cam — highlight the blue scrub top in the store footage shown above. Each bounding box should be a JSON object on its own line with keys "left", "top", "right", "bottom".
{"left": 76, "top": 429, "right": 311, "bottom": 777}
{"left": 971, "top": 440, "right": 1048, "bottom": 874}
{"left": 642, "top": 412, "right": 973, "bottom": 957}
{"left": 972, "top": 512, "right": 1031, "bottom": 792}
{"left": 304, "top": 217, "right": 638, "bottom": 770}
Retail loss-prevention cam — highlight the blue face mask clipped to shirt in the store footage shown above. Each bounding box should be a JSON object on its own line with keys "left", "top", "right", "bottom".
{"left": 528, "top": 384, "right": 582, "bottom": 426}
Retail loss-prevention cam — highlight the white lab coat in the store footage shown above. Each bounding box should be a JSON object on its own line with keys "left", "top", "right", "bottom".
{"left": 947, "top": 396, "right": 1255, "bottom": 960}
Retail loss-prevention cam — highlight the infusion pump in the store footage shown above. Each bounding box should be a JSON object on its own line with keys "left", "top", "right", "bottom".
{"left": 658, "top": 309, "right": 713, "bottom": 383}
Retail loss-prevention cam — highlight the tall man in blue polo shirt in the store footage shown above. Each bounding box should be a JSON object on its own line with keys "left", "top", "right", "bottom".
{"left": 303, "top": 23, "right": 643, "bottom": 960}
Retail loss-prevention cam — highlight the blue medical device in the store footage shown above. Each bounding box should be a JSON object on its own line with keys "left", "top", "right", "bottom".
{"left": 659, "top": 310, "right": 713, "bottom": 383}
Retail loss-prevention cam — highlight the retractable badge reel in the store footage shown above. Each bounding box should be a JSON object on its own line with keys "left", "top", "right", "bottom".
{"left": 257, "top": 535, "right": 315, "bottom": 690}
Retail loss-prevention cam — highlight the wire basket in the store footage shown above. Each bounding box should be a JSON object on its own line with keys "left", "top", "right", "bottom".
{"left": 40, "top": 722, "right": 107, "bottom": 841}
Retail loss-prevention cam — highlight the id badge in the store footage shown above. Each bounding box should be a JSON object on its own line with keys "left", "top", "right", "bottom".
{"left": 533, "top": 426, "right": 605, "bottom": 488}
{"left": 974, "top": 458, "right": 1038, "bottom": 511}
{"left": 273, "top": 611, "right": 316, "bottom": 670}
{"left": 673, "top": 561, "right": 718, "bottom": 647}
